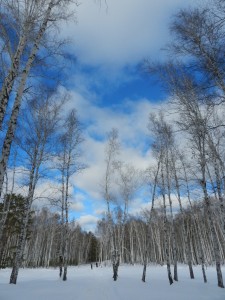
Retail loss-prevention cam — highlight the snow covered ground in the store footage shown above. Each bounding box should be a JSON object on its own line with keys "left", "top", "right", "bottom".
{"left": 0, "top": 264, "right": 224, "bottom": 300}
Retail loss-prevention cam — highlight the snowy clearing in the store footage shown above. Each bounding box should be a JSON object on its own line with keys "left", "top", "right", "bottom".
{"left": 0, "top": 264, "right": 224, "bottom": 300}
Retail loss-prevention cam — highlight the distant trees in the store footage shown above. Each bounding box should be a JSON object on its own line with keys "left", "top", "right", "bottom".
{"left": 0, "top": 194, "right": 33, "bottom": 269}
{"left": 0, "top": 205, "right": 97, "bottom": 268}
{"left": 87, "top": 232, "right": 99, "bottom": 263}
{"left": 96, "top": 195, "right": 225, "bottom": 270}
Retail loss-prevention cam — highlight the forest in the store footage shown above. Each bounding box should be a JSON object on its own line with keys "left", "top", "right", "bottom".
{"left": 0, "top": 0, "right": 225, "bottom": 294}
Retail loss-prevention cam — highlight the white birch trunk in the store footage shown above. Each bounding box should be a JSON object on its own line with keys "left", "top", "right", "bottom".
{"left": 0, "top": 0, "right": 55, "bottom": 201}
{"left": 142, "top": 158, "right": 161, "bottom": 282}
{"left": 0, "top": 33, "right": 28, "bottom": 128}
{"left": 62, "top": 164, "right": 70, "bottom": 281}
{"left": 178, "top": 157, "right": 195, "bottom": 279}
{"left": 166, "top": 155, "right": 178, "bottom": 281}
{"left": 9, "top": 144, "right": 39, "bottom": 283}
{"left": 200, "top": 175, "right": 224, "bottom": 288}
{"left": 161, "top": 164, "right": 173, "bottom": 285}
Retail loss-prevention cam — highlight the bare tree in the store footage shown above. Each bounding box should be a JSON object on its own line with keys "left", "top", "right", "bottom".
{"left": 169, "top": 1, "right": 225, "bottom": 102}
{"left": 0, "top": 0, "right": 78, "bottom": 128}
{"left": 0, "top": 0, "right": 78, "bottom": 204}
{"left": 56, "top": 109, "right": 84, "bottom": 281}
{"left": 114, "top": 162, "right": 143, "bottom": 264}
{"left": 9, "top": 88, "right": 64, "bottom": 284}
{"left": 142, "top": 160, "right": 161, "bottom": 282}
{"left": 102, "top": 128, "right": 120, "bottom": 281}
{"left": 163, "top": 68, "right": 224, "bottom": 288}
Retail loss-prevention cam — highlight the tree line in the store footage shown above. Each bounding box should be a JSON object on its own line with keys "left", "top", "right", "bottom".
{"left": 0, "top": 201, "right": 98, "bottom": 269}
{"left": 98, "top": 0, "right": 225, "bottom": 288}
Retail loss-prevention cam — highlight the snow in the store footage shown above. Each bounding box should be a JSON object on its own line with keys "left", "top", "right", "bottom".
{"left": 0, "top": 264, "right": 224, "bottom": 300}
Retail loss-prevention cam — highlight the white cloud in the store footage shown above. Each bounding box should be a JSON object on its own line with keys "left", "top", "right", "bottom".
{"left": 68, "top": 91, "right": 161, "bottom": 202}
{"left": 76, "top": 214, "right": 99, "bottom": 232}
{"left": 62, "top": 0, "right": 195, "bottom": 68}
{"left": 129, "top": 197, "right": 151, "bottom": 215}
{"left": 70, "top": 201, "right": 85, "bottom": 212}
{"left": 94, "top": 208, "right": 106, "bottom": 216}
{"left": 3, "top": 0, "right": 199, "bottom": 233}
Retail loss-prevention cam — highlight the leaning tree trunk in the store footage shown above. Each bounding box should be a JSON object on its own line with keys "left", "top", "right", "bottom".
{"left": 0, "top": 33, "right": 28, "bottom": 129}
{"left": 0, "top": 152, "right": 17, "bottom": 248}
{"left": 9, "top": 129, "right": 45, "bottom": 283}
{"left": 0, "top": 0, "right": 55, "bottom": 201}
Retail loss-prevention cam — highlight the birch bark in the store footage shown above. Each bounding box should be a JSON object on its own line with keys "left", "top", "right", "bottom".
{"left": 0, "top": 0, "right": 55, "bottom": 201}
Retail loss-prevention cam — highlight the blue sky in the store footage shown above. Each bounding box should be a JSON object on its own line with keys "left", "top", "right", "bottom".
{"left": 57, "top": 0, "right": 197, "bottom": 231}
{"left": 7, "top": 0, "right": 196, "bottom": 232}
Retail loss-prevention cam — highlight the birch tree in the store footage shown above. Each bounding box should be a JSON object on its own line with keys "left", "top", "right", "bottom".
{"left": 0, "top": 0, "right": 78, "bottom": 128}
{"left": 148, "top": 113, "right": 174, "bottom": 284}
{"left": 142, "top": 161, "right": 161, "bottom": 282}
{"left": 9, "top": 88, "right": 64, "bottom": 284}
{"left": 102, "top": 128, "right": 120, "bottom": 281}
{"left": 56, "top": 109, "right": 84, "bottom": 281}
{"left": 0, "top": 0, "right": 78, "bottom": 204}
{"left": 114, "top": 162, "right": 142, "bottom": 263}
{"left": 164, "top": 69, "right": 224, "bottom": 288}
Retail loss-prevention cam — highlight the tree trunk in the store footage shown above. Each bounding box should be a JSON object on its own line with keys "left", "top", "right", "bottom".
{"left": 9, "top": 196, "right": 32, "bottom": 284}
{"left": 178, "top": 158, "right": 195, "bottom": 279}
{"left": 0, "top": 33, "right": 29, "bottom": 128}
{"left": 142, "top": 251, "right": 147, "bottom": 282}
{"left": 166, "top": 156, "right": 178, "bottom": 281}
{"left": 142, "top": 158, "right": 161, "bottom": 282}
{"left": 201, "top": 178, "right": 224, "bottom": 288}
{"left": 112, "top": 250, "right": 120, "bottom": 281}
{"left": 161, "top": 164, "right": 173, "bottom": 285}
{"left": 0, "top": 0, "right": 54, "bottom": 200}
{"left": 9, "top": 142, "right": 41, "bottom": 283}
